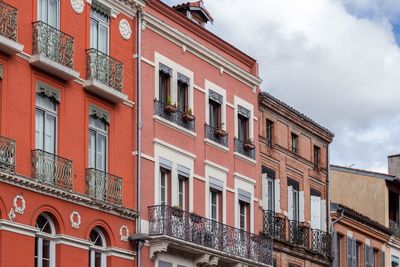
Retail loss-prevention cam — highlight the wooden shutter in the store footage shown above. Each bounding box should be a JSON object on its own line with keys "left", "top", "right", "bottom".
{"left": 288, "top": 186, "right": 293, "bottom": 220}
{"left": 299, "top": 191, "right": 305, "bottom": 222}
{"left": 275, "top": 179, "right": 281, "bottom": 213}
{"left": 321, "top": 199, "right": 327, "bottom": 231}
{"left": 311, "top": 195, "right": 321, "bottom": 229}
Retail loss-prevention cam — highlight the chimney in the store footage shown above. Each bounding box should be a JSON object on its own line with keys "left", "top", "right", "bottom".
{"left": 173, "top": 1, "right": 214, "bottom": 27}
{"left": 388, "top": 154, "right": 400, "bottom": 177}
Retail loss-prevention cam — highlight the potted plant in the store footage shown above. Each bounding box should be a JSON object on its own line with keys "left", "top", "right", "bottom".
{"left": 182, "top": 107, "right": 195, "bottom": 121}
{"left": 164, "top": 96, "right": 177, "bottom": 113}
{"left": 214, "top": 122, "right": 227, "bottom": 137}
{"left": 244, "top": 138, "right": 255, "bottom": 151}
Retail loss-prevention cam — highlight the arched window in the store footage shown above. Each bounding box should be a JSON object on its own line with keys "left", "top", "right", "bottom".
{"left": 35, "top": 213, "right": 56, "bottom": 267}
{"left": 89, "top": 228, "right": 107, "bottom": 267}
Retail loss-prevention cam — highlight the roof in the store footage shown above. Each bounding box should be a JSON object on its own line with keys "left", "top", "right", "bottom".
{"left": 330, "top": 164, "right": 395, "bottom": 181}
{"left": 173, "top": 1, "right": 214, "bottom": 23}
{"left": 259, "top": 92, "right": 334, "bottom": 138}
{"left": 331, "top": 203, "right": 392, "bottom": 235}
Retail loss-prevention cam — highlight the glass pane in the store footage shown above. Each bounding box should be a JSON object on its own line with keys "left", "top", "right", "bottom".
{"left": 42, "top": 239, "right": 50, "bottom": 260}
{"left": 90, "top": 19, "right": 98, "bottom": 49}
{"left": 267, "top": 180, "right": 273, "bottom": 211}
{"left": 98, "top": 25, "right": 108, "bottom": 54}
{"left": 88, "top": 130, "right": 96, "bottom": 168}
{"left": 36, "top": 110, "right": 44, "bottom": 150}
{"left": 45, "top": 114, "right": 56, "bottom": 154}
{"left": 48, "top": 0, "right": 58, "bottom": 27}
{"left": 96, "top": 134, "right": 106, "bottom": 171}
{"left": 39, "top": 0, "right": 47, "bottom": 22}
{"left": 160, "top": 172, "right": 166, "bottom": 204}
{"left": 95, "top": 252, "right": 102, "bottom": 267}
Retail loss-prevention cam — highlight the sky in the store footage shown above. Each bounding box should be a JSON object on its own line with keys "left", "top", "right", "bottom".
{"left": 163, "top": 0, "right": 400, "bottom": 173}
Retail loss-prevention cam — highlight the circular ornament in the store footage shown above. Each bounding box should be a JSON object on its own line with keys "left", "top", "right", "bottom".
{"left": 13, "top": 195, "right": 26, "bottom": 215}
{"left": 8, "top": 208, "right": 16, "bottom": 221}
{"left": 120, "top": 225, "right": 129, "bottom": 241}
{"left": 71, "top": 0, "right": 84, "bottom": 14}
{"left": 119, "top": 19, "right": 132, "bottom": 40}
{"left": 70, "top": 211, "right": 81, "bottom": 229}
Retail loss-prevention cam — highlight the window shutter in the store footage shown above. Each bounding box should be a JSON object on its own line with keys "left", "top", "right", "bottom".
{"left": 299, "top": 191, "right": 305, "bottom": 222}
{"left": 288, "top": 186, "right": 293, "bottom": 220}
{"left": 321, "top": 199, "right": 326, "bottom": 231}
{"left": 331, "top": 231, "right": 338, "bottom": 267}
{"left": 351, "top": 238, "right": 356, "bottom": 267}
{"left": 347, "top": 237, "right": 352, "bottom": 267}
{"left": 275, "top": 179, "right": 281, "bottom": 213}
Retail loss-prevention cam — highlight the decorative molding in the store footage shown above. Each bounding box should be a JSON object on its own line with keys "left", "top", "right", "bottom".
{"left": 177, "top": 72, "right": 190, "bottom": 85}
{"left": 141, "top": 19, "right": 147, "bottom": 31}
{"left": 70, "top": 211, "right": 81, "bottom": 229}
{"left": 204, "top": 160, "right": 229, "bottom": 173}
{"left": 8, "top": 208, "right": 16, "bottom": 221}
{"left": 153, "top": 115, "right": 197, "bottom": 138}
{"left": 13, "top": 195, "right": 26, "bottom": 215}
{"left": 89, "top": 105, "right": 110, "bottom": 124}
{"left": 149, "top": 241, "right": 169, "bottom": 260}
{"left": 119, "top": 19, "right": 132, "bottom": 40}
{"left": 71, "top": 0, "right": 85, "bottom": 14}
{"left": 234, "top": 172, "right": 256, "bottom": 185}
{"left": 0, "top": 219, "right": 38, "bottom": 237}
{"left": 120, "top": 225, "right": 129, "bottom": 241}
{"left": 153, "top": 138, "right": 196, "bottom": 159}
{"left": 194, "top": 84, "right": 205, "bottom": 94}
{"left": 37, "top": 82, "right": 61, "bottom": 103}
{"left": 193, "top": 174, "right": 206, "bottom": 182}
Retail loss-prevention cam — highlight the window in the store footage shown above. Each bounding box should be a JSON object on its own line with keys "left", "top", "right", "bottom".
{"left": 266, "top": 119, "right": 273, "bottom": 147}
{"left": 239, "top": 201, "right": 249, "bottom": 231}
{"left": 88, "top": 114, "right": 108, "bottom": 172}
{"left": 38, "top": 0, "right": 59, "bottom": 28}
{"left": 160, "top": 168, "right": 171, "bottom": 206}
{"left": 314, "top": 145, "right": 321, "bottom": 170}
{"left": 288, "top": 179, "right": 299, "bottom": 221}
{"left": 392, "top": 255, "right": 399, "bottom": 267}
{"left": 89, "top": 228, "right": 107, "bottom": 267}
{"left": 90, "top": 4, "right": 109, "bottom": 54}
{"left": 209, "top": 99, "right": 221, "bottom": 129}
{"left": 177, "top": 74, "right": 189, "bottom": 113}
{"left": 210, "top": 189, "right": 221, "bottom": 222}
{"left": 36, "top": 92, "right": 57, "bottom": 154}
{"left": 159, "top": 64, "right": 172, "bottom": 105}
{"left": 35, "top": 213, "right": 56, "bottom": 267}
{"left": 356, "top": 242, "right": 361, "bottom": 267}
{"left": 178, "top": 175, "right": 189, "bottom": 210}
{"left": 238, "top": 113, "right": 249, "bottom": 141}
{"left": 291, "top": 133, "right": 298, "bottom": 154}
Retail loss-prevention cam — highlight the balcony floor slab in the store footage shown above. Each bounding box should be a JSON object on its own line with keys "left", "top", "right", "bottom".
{"left": 29, "top": 54, "right": 80, "bottom": 81}
{"left": 83, "top": 79, "right": 128, "bottom": 103}
{"left": 0, "top": 35, "right": 24, "bottom": 55}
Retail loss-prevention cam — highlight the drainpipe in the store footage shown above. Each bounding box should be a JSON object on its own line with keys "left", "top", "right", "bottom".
{"left": 136, "top": 8, "right": 143, "bottom": 267}
{"left": 326, "top": 145, "right": 330, "bottom": 233}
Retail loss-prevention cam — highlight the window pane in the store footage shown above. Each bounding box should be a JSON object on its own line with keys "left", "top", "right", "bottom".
{"left": 42, "top": 239, "right": 50, "bottom": 260}
{"left": 90, "top": 19, "right": 98, "bottom": 49}
{"left": 267, "top": 180, "right": 273, "bottom": 211}
{"left": 39, "top": 0, "right": 47, "bottom": 23}
{"left": 48, "top": 0, "right": 58, "bottom": 27}
{"left": 96, "top": 134, "right": 106, "bottom": 171}
{"left": 95, "top": 252, "right": 102, "bottom": 267}
{"left": 36, "top": 110, "right": 44, "bottom": 150}
{"left": 44, "top": 114, "right": 56, "bottom": 154}
{"left": 88, "top": 130, "right": 96, "bottom": 168}
{"left": 98, "top": 25, "right": 108, "bottom": 54}
{"left": 178, "top": 178, "right": 184, "bottom": 209}
{"left": 160, "top": 171, "right": 166, "bottom": 204}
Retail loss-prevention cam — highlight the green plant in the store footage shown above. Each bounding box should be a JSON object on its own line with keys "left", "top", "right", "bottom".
{"left": 246, "top": 138, "right": 254, "bottom": 144}
{"left": 166, "top": 95, "right": 172, "bottom": 105}
{"left": 187, "top": 107, "right": 193, "bottom": 115}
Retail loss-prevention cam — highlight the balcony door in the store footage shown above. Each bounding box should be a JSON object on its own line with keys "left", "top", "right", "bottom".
{"left": 38, "top": 0, "right": 59, "bottom": 28}
{"left": 90, "top": 8, "right": 109, "bottom": 54}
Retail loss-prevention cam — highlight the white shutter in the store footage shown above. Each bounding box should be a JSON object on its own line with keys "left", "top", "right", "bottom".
{"left": 275, "top": 179, "right": 281, "bottom": 213}
{"left": 321, "top": 199, "right": 326, "bottom": 231}
{"left": 311, "top": 196, "right": 321, "bottom": 229}
{"left": 299, "top": 191, "right": 305, "bottom": 222}
{"left": 288, "top": 186, "right": 293, "bottom": 220}
{"left": 262, "top": 174, "right": 267, "bottom": 210}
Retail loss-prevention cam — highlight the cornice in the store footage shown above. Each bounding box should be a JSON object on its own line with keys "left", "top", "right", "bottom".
{"left": 88, "top": 0, "right": 146, "bottom": 17}
{"left": 0, "top": 171, "right": 138, "bottom": 220}
{"left": 142, "top": 12, "right": 262, "bottom": 89}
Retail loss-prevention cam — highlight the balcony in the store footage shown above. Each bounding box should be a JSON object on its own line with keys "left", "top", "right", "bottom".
{"left": 30, "top": 21, "right": 79, "bottom": 80}
{"left": 0, "top": 136, "right": 15, "bottom": 172}
{"left": 0, "top": 2, "right": 23, "bottom": 55}
{"left": 234, "top": 138, "right": 255, "bottom": 160}
{"left": 83, "top": 49, "right": 127, "bottom": 103}
{"left": 85, "top": 168, "right": 122, "bottom": 205}
{"left": 31, "top": 149, "right": 73, "bottom": 190}
{"left": 148, "top": 205, "right": 273, "bottom": 266}
{"left": 204, "top": 124, "right": 228, "bottom": 147}
{"left": 154, "top": 100, "right": 195, "bottom": 132}
{"left": 389, "top": 220, "right": 400, "bottom": 236}
{"left": 263, "top": 210, "right": 331, "bottom": 257}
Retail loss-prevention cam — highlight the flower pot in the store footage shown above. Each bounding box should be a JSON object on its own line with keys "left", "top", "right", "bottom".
{"left": 164, "top": 104, "right": 177, "bottom": 113}
{"left": 214, "top": 128, "right": 227, "bottom": 137}
{"left": 244, "top": 143, "right": 255, "bottom": 151}
{"left": 182, "top": 113, "right": 195, "bottom": 121}
{"left": 172, "top": 208, "right": 183, "bottom": 218}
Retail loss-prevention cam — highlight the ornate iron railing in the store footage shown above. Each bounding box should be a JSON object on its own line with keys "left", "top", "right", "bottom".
{"left": 154, "top": 100, "right": 195, "bottom": 132}
{"left": 85, "top": 168, "right": 122, "bottom": 205}
{"left": 263, "top": 210, "right": 286, "bottom": 241}
{"left": 32, "top": 21, "right": 74, "bottom": 68}
{"left": 0, "top": 136, "right": 15, "bottom": 172}
{"left": 311, "top": 229, "right": 331, "bottom": 257}
{"left": 288, "top": 220, "right": 309, "bottom": 248}
{"left": 31, "top": 149, "right": 72, "bottom": 190}
{"left": 204, "top": 124, "right": 228, "bottom": 147}
{"left": 389, "top": 220, "right": 400, "bottom": 236}
{"left": 86, "top": 48, "right": 123, "bottom": 92}
{"left": 0, "top": 1, "right": 17, "bottom": 41}
{"left": 148, "top": 205, "right": 273, "bottom": 265}
{"left": 234, "top": 138, "right": 255, "bottom": 159}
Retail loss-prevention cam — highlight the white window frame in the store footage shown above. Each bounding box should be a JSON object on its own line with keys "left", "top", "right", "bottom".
{"left": 35, "top": 213, "right": 56, "bottom": 267}
{"left": 88, "top": 115, "right": 108, "bottom": 172}
{"left": 38, "top": 0, "right": 60, "bottom": 28}
{"left": 205, "top": 80, "right": 226, "bottom": 130}
{"left": 89, "top": 228, "right": 107, "bottom": 267}
{"left": 90, "top": 6, "right": 110, "bottom": 54}
{"left": 36, "top": 92, "right": 58, "bottom": 154}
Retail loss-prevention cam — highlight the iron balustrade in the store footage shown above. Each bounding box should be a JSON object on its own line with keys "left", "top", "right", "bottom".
{"left": 31, "top": 149, "right": 73, "bottom": 190}
{"left": 234, "top": 138, "right": 255, "bottom": 160}
{"left": 85, "top": 168, "right": 122, "bottom": 205}
{"left": 390, "top": 220, "right": 400, "bottom": 236}
{"left": 0, "top": 136, "right": 15, "bottom": 172}
{"left": 0, "top": 1, "right": 17, "bottom": 41}
{"left": 32, "top": 21, "right": 74, "bottom": 68}
{"left": 288, "top": 220, "right": 309, "bottom": 248}
{"left": 148, "top": 205, "right": 273, "bottom": 265}
{"left": 263, "top": 210, "right": 286, "bottom": 241}
{"left": 311, "top": 229, "right": 331, "bottom": 257}
{"left": 154, "top": 100, "right": 195, "bottom": 132}
{"left": 204, "top": 124, "right": 228, "bottom": 147}
{"left": 86, "top": 48, "right": 123, "bottom": 92}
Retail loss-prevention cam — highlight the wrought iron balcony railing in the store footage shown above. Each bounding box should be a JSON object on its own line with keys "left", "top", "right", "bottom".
{"left": 86, "top": 48, "right": 123, "bottom": 92}
{"left": 148, "top": 205, "right": 273, "bottom": 265}
{"left": 0, "top": 1, "right": 17, "bottom": 41}
{"left": 31, "top": 149, "right": 73, "bottom": 190}
{"left": 263, "top": 210, "right": 286, "bottom": 241}
{"left": 234, "top": 138, "right": 255, "bottom": 160}
{"left": 389, "top": 219, "right": 400, "bottom": 236}
{"left": 204, "top": 124, "right": 228, "bottom": 147}
{"left": 0, "top": 136, "right": 15, "bottom": 172}
{"left": 311, "top": 229, "right": 331, "bottom": 257}
{"left": 288, "top": 220, "right": 310, "bottom": 248}
{"left": 85, "top": 168, "right": 122, "bottom": 205}
{"left": 32, "top": 21, "right": 74, "bottom": 68}
{"left": 154, "top": 100, "right": 195, "bottom": 132}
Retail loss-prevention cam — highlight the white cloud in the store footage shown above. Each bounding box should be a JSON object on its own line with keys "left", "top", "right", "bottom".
{"left": 162, "top": 0, "right": 400, "bottom": 172}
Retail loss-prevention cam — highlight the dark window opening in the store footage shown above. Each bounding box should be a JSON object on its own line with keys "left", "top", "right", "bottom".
{"left": 266, "top": 119, "right": 273, "bottom": 147}
{"left": 291, "top": 133, "right": 299, "bottom": 154}
{"left": 209, "top": 99, "right": 221, "bottom": 129}
{"left": 314, "top": 145, "right": 321, "bottom": 170}
{"left": 238, "top": 114, "right": 249, "bottom": 142}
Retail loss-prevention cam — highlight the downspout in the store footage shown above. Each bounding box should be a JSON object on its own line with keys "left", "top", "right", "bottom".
{"left": 136, "top": 8, "right": 143, "bottom": 267}
{"left": 326, "top": 145, "right": 330, "bottom": 233}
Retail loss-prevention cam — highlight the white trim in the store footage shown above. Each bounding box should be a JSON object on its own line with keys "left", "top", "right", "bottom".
{"left": 204, "top": 138, "right": 229, "bottom": 152}
{"left": 55, "top": 234, "right": 91, "bottom": 250}
{"left": 233, "top": 152, "right": 256, "bottom": 165}
{"left": 141, "top": 56, "right": 155, "bottom": 67}
{"left": 105, "top": 247, "right": 135, "bottom": 261}
{"left": 0, "top": 219, "right": 38, "bottom": 237}
{"left": 153, "top": 115, "right": 197, "bottom": 138}
{"left": 153, "top": 138, "right": 196, "bottom": 159}
{"left": 205, "top": 165, "right": 227, "bottom": 224}
{"left": 204, "top": 160, "right": 229, "bottom": 173}
{"left": 194, "top": 84, "right": 206, "bottom": 94}
{"left": 226, "top": 187, "right": 235, "bottom": 193}
{"left": 194, "top": 174, "right": 206, "bottom": 182}
{"left": 29, "top": 55, "right": 80, "bottom": 81}
{"left": 141, "top": 153, "right": 155, "bottom": 162}
{"left": 226, "top": 102, "right": 235, "bottom": 109}
{"left": 234, "top": 178, "right": 254, "bottom": 233}
{"left": 234, "top": 172, "right": 256, "bottom": 185}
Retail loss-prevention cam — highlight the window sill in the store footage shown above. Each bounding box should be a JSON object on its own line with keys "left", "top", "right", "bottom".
{"left": 153, "top": 115, "right": 197, "bottom": 138}
{"left": 204, "top": 138, "right": 229, "bottom": 152}
{"left": 233, "top": 152, "right": 256, "bottom": 165}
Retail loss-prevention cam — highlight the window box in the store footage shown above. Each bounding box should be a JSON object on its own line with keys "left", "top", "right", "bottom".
{"left": 244, "top": 139, "right": 255, "bottom": 151}
{"left": 164, "top": 104, "right": 177, "bottom": 113}
{"left": 214, "top": 127, "right": 227, "bottom": 137}
{"left": 182, "top": 112, "right": 195, "bottom": 122}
